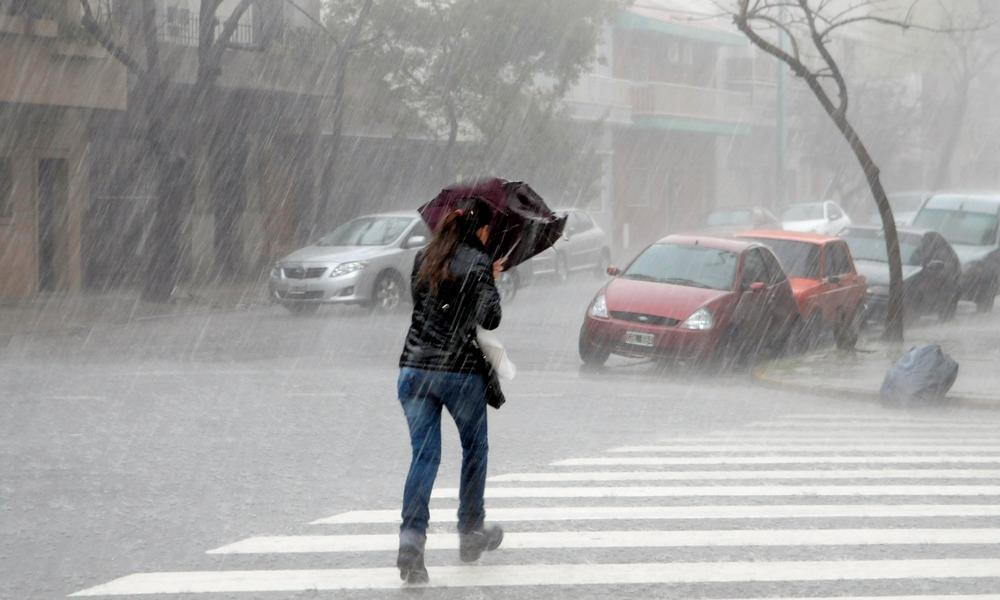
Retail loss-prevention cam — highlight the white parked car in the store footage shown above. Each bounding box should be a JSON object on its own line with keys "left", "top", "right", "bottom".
{"left": 529, "top": 208, "right": 611, "bottom": 281}
{"left": 781, "top": 201, "right": 851, "bottom": 235}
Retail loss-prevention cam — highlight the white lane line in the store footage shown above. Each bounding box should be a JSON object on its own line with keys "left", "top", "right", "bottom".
{"left": 489, "top": 469, "right": 1000, "bottom": 482}
{"left": 669, "top": 436, "right": 1000, "bottom": 442}
{"left": 611, "top": 445, "right": 1000, "bottom": 453}
{"left": 208, "top": 527, "right": 1000, "bottom": 555}
{"left": 776, "top": 414, "right": 997, "bottom": 424}
{"left": 554, "top": 455, "right": 1000, "bottom": 466}
{"left": 711, "top": 597, "right": 1000, "bottom": 600}
{"left": 432, "top": 485, "right": 1000, "bottom": 499}
{"left": 70, "top": 559, "right": 1000, "bottom": 595}
{"left": 313, "top": 503, "right": 1000, "bottom": 525}
{"left": 745, "top": 422, "right": 1000, "bottom": 430}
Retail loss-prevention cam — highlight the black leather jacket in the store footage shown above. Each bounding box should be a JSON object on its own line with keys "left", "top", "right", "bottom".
{"left": 399, "top": 238, "right": 502, "bottom": 373}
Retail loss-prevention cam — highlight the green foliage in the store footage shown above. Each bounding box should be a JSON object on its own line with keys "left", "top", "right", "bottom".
{"left": 325, "top": 0, "right": 616, "bottom": 204}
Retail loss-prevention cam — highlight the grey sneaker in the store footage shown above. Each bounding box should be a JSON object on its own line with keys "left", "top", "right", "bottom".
{"left": 459, "top": 525, "right": 504, "bottom": 562}
{"left": 397, "top": 530, "right": 428, "bottom": 584}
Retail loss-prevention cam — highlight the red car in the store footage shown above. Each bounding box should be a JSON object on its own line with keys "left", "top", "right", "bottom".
{"left": 578, "top": 235, "right": 799, "bottom": 367}
{"left": 735, "top": 230, "right": 867, "bottom": 348}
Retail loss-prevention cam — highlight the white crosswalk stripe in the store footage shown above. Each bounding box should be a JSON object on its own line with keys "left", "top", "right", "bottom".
{"left": 72, "top": 412, "right": 1000, "bottom": 597}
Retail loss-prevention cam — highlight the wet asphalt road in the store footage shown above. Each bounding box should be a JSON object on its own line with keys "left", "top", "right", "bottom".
{"left": 3, "top": 276, "right": 1000, "bottom": 599}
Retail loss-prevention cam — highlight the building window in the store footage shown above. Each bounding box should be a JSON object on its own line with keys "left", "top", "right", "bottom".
{"left": 668, "top": 41, "right": 680, "bottom": 64}
{"left": 683, "top": 43, "right": 694, "bottom": 65}
{"left": 0, "top": 158, "right": 12, "bottom": 219}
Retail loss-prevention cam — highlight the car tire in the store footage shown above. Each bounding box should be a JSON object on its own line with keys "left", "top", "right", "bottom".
{"left": 497, "top": 270, "right": 519, "bottom": 304}
{"left": 578, "top": 330, "right": 610, "bottom": 367}
{"left": 370, "top": 270, "right": 405, "bottom": 313}
{"left": 795, "top": 312, "right": 824, "bottom": 353}
{"left": 975, "top": 278, "right": 997, "bottom": 313}
{"left": 834, "top": 309, "right": 859, "bottom": 350}
{"left": 554, "top": 253, "right": 569, "bottom": 283}
{"left": 285, "top": 303, "right": 319, "bottom": 316}
{"left": 594, "top": 249, "right": 611, "bottom": 279}
{"left": 938, "top": 291, "right": 960, "bottom": 322}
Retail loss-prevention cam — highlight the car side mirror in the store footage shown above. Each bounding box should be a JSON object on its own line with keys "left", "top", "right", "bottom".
{"left": 606, "top": 266, "right": 621, "bottom": 277}
{"left": 749, "top": 282, "right": 766, "bottom": 293}
{"left": 404, "top": 235, "right": 427, "bottom": 249}
{"left": 926, "top": 259, "right": 945, "bottom": 272}
{"left": 827, "top": 275, "right": 841, "bottom": 284}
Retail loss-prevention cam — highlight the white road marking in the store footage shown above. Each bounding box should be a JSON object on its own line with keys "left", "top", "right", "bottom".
{"left": 432, "top": 484, "right": 1000, "bottom": 499}
{"left": 554, "top": 455, "right": 1000, "bottom": 466}
{"left": 669, "top": 435, "right": 1000, "bottom": 442}
{"left": 207, "top": 527, "right": 1000, "bottom": 554}
{"left": 744, "top": 421, "right": 1000, "bottom": 430}
{"left": 610, "top": 444, "right": 1000, "bottom": 453}
{"left": 776, "top": 414, "right": 998, "bottom": 424}
{"left": 488, "top": 469, "right": 1000, "bottom": 482}
{"left": 312, "top": 503, "right": 1000, "bottom": 525}
{"left": 70, "top": 559, "right": 1000, "bottom": 595}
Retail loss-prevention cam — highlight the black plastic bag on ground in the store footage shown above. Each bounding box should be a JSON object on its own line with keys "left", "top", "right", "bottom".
{"left": 880, "top": 344, "right": 959, "bottom": 406}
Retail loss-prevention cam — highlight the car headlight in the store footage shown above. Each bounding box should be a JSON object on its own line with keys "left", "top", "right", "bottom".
{"left": 680, "top": 307, "right": 714, "bottom": 330}
{"left": 271, "top": 263, "right": 282, "bottom": 279}
{"left": 589, "top": 293, "right": 609, "bottom": 319}
{"left": 329, "top": 261, "right": 368, "bottom": 278}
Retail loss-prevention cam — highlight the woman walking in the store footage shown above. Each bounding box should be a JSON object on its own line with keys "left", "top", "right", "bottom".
{"left": 396, "top": 196, "right": 505, "bottom": 584}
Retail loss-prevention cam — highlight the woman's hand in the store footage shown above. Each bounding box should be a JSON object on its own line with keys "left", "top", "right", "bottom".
{"left": 492, "top": 259, "right": 505, "bottom": 280}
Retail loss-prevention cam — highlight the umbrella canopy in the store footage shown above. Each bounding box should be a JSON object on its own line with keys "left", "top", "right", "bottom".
{"left": 418, "top": 178, "right": 567, "bottom": 270}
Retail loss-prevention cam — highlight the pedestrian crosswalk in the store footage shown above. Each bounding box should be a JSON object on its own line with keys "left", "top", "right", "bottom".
{"left": 72, "top": 412, "right": 1000, "bottom": 597}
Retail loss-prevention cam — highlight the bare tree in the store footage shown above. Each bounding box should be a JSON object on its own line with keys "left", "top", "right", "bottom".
{"left": 929, "top": 0, "right": 999, "bottom": 189}
{"left": 728, "top": 0, "right": 939, "bottom": 342}
{"left": 80, "top": 0, "right": 258, "bottom": 301}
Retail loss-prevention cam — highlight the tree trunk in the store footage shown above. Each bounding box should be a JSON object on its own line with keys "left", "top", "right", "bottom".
{"left": 932, "top": 83, "right": 969, "bottom": 189}
{"left": 828, "top": 110, "right": 905, "bottom": 341}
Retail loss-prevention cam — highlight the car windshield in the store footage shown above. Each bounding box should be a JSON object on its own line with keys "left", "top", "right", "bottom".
{"left": 316, "top": 217, "right": 413, "bottom": 247}
{"left": 782, "top": 203, "right": 824, "bottom": 221}
{"left": 843, "top": 230, "right": 922, "bottom": 266}
{"left": 623, "top": 243, "right": 737, "bottom": 291}
{"left": 707, "top": 209, "right": 752, "bottom": 227}
{"left": 912, "top": 208, "right": 999, "bottom": 247}
{"left": 745, "top": 238, "right": 820, "bottom": 279}
{"left": 889, "top": 194, "right": 925, "bottom": 213}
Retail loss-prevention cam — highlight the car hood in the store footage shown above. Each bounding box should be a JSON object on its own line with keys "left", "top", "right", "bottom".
{"left": 279, "top": 245, "right": 391, "bottom": 264}
{"left": 853, "top": 260, "right": 920, "bottom": 288}
{"left": 951, "top": 243, "right": 994, "bottom": 267}
{"left": 782, "top": 219, "right": 827, "bottom": 232}
{"left": 605, "top": 277, "right": 731, "bottom": 321}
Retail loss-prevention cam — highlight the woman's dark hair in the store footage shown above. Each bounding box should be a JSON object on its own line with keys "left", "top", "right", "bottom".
{"left": 418, "top": 196, "right": 495, "bottom": 295}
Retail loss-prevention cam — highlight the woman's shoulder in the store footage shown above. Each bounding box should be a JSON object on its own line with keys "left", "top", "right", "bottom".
{"left": 452, "top": 242, "right": 491, "bottom": 271}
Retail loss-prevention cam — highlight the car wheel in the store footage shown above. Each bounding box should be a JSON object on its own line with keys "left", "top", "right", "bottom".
{"left": 497, "top": 270, "right": 519, "bottom": 304}
{"left": 834, "top": 309, "right": 859, "bottom": 350}
{"left": 975, "top": 278, "right": 997, "bottom": 313}
{"left": 554, "top": 253, "right": 569, "bottom": 282}
{"left": 938, "top": 291, "right": 960, "bottom": 322}
{"left": 795, "top": 312, "right": 824, "bottom": 353}
{"left": 285, "top": 303, "right": 319, "bottom": 316}
{"left": 578, "top": 330, "right": 610, "bottom": 367}
{"left": 594, "top": 249, "right": 611, "bottom": 279}
{"left": 371, "top": 270, "right": 405, "bottom": 313}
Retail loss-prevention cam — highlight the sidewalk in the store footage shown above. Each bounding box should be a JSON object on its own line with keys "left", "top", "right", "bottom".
{"left": 0, "top": 281, "right": 270, "bottom": 339}
{"left": 755, "top": 309, "right": 1000, "bottom": 409}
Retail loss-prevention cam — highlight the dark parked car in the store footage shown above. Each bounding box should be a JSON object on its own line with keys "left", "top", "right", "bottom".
{"left": 842, "top": 226, "right": 962, "bottom": 325}
{"left": 530, "top": 208, "right": 611, "bottom": 281}
{"left": 912, "top": 193, "right": 1000, "bottom": 312}
{"left": 578, "top": 235, "right": 799, "bottom": 367}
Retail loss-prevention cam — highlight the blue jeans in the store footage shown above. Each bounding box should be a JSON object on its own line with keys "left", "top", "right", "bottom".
{"left": 398, "top": 367, "right": 488, "bottom": 535}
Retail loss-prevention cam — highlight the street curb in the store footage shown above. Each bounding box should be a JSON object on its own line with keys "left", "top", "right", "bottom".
{"left": 752, "top": 363, "right": 1000, "bottom": 411}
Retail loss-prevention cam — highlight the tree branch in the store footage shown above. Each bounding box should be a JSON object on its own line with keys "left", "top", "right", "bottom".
{"left": 79, "top": 0, "right": 144, "bottom": 73}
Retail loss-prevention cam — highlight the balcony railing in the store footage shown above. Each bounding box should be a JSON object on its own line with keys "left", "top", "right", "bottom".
{"left": 159, "top": 14, "right": 256, "bottom": 48}
{"left": 631, "top": 81, "right": 751, "bottom": 123}
{"left": 564, "top": 75, "right": 632, "bottom": 108}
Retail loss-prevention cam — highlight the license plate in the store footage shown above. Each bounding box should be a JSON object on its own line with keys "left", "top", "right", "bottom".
{"left": 289, "top": 284, "right": 307, "bottom": 294}
{"left": 624, "top": 330, "right": 655, "bottom": 347}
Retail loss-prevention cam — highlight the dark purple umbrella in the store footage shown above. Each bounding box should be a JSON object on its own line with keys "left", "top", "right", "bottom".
{"left": 418, "top": 178, "right": 567, "bottom": 270}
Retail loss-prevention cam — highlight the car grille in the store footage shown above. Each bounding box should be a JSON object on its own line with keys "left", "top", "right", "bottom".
{"left": 283, "top": 267, "right": 327, "bottom": 279}
{"left": 610, "top": 311, "right": 680, "bottom": 327}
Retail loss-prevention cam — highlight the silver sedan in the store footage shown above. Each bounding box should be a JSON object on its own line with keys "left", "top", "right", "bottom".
{"left": 268, "top": 212, "right": 429, "bottom": 314}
